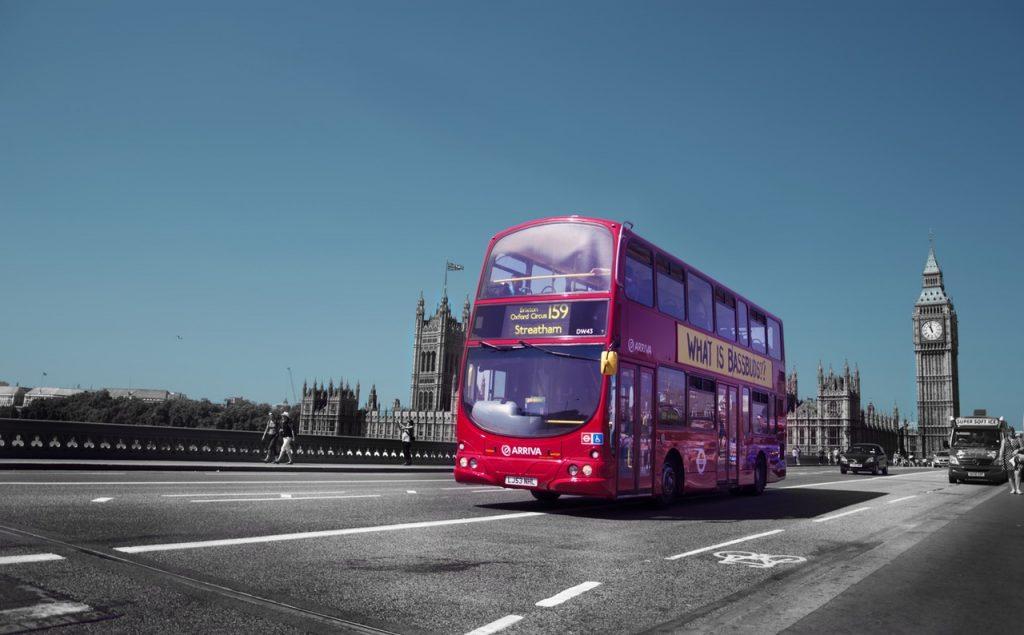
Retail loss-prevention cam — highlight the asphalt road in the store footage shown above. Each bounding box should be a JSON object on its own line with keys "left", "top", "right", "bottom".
{"left": 0, "top": 466, "right": 1018, "bottom": 633}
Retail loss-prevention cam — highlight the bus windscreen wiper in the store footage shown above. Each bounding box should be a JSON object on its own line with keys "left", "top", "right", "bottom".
{"left": 479, "top": 341, "right": 515, "bottom": 352}
{"left": 516, "top": 340, "right": 600, "bottom": 363}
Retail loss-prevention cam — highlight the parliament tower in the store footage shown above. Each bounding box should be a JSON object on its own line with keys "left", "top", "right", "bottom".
{"left": 410, "top": 292, "right": 471, "bottom": 411}
{"left": 913, "top": 241, "right": 959, "bottom": 456}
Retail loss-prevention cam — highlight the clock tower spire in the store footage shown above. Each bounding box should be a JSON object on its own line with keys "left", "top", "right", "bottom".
{"left": 913, "top": 236, "right": 959, "bottom": 457}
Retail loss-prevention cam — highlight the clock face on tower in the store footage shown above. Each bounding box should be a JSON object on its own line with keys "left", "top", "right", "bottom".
{"left": 921, "top": 320, "right": 943, "bottom": 341}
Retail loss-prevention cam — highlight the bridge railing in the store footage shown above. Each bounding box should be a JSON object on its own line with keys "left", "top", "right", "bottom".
{"left": 0, "top": 418, "right": 455, "bottom": 465}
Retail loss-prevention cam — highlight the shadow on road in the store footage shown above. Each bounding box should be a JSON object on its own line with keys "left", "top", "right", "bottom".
{"left": 478, "top": 488, "right": 889, "bottom": 521}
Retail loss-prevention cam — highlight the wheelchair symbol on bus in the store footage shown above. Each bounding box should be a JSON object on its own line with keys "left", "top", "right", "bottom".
{"left": 713, "top": 551, "right": 807, "bottom": 569}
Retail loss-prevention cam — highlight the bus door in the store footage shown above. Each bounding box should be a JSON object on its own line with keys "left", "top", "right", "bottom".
{"left": 617, "top": 364, "right": 654, "bottom": 494}
{"left": 717, "top": 383, "right": 739, "bottom": 484}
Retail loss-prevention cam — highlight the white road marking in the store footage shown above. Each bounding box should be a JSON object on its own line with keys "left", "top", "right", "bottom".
{"left": 465, "top": 614, "right": 523, "bottom": 635}
{"left": 666, "top": 529, "right": 785, "bottom": 560}
{"left": 406, "top": 490, "right": 417, "bottom": 494}
{"left": 0, "top": 601, "right": 92, "bottom": 620}
{"left": 781, "top": 471, "right": 929, "bottom": 489}
{"left": 535, "top": 581, "right": 602, "bottom": 607}
{"left": 813, "top": 507, "right": 871, "bottom": 523}
{"left": 91, "top": 497, "right": 113, "bottom": 503}
{"left": 0, "top": 553, "right": 65, "bottom": 565}
{"left": 162, "top": 490, "right": 351, "bottom": 497}
{"left": 0, "top": 478, "right": 453, "bottom": 486}
{"left": 115, "top": 511, "right": 544, "bottom": 553}
{"left": 190, "top": 494, "right": 381, "bottom": 504}
{"left": 886, "top": 495, "right": 918, "bottom": 504}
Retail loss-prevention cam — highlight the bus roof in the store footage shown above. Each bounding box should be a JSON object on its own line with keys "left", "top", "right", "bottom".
{"left": 486, "top": 215, "right": 784, "bottom": 328}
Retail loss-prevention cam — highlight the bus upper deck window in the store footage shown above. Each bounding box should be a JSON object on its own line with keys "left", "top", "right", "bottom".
{"left": 480, "top": 222, "right": 613, "bottom": 299}
{"left": 687, "top": 272, "right": 713, "bottom": 333}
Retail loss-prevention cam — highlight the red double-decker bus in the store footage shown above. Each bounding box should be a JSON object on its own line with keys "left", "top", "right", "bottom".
{"left": 454, "top": 216, "right": 787, "bottom": 504}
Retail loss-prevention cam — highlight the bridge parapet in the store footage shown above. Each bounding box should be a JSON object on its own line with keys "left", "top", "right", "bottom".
{"left": 0, "top": 418, "right": 455, "bottom": 465}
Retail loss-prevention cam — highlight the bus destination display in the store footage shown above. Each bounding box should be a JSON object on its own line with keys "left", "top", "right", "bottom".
{"left": 472, "top": 301, "right": 608, "bottom": 339}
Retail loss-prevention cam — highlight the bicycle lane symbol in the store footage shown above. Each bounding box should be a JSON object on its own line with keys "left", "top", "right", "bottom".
{"left": 713, "top": 551, "right": 807, "bottom": 569}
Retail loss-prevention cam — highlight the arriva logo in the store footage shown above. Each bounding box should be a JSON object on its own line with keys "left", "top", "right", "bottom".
{"left": 500, "top": 445, "right": 542, "bottom": 457}
{"left": 627, "top": 338, "right": 653, "bottom": 355}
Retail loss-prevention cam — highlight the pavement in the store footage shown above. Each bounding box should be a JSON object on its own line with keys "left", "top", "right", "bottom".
{"left": 0, "top": 465, "right": 1012, "bottom": 633}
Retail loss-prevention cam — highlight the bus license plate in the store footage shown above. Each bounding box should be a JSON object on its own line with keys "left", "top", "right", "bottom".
{"left": 850, "top": 463, "right": 862, "bottom": 468}
{"left": 504, "top": 476, "right": 538, "bottom": 487}
{"left": 968, "top": 472, "right": 985, "bottom": 478}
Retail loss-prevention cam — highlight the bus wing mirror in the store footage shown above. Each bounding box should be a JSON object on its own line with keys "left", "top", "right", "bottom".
{"left": 600, "top": 351, "right": 618, "bottom": 376}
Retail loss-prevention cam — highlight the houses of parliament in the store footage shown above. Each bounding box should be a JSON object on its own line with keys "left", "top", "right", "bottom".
{"left": 297, "top": 292, "right": 469, "bottom": 443}
{"left": 787, "top": 241, "right": 960, "bottom": 458}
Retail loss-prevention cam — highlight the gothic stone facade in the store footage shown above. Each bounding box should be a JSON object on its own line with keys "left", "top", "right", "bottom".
{"left": 298, "top": 293, "right": 469, "bottom": 442}
{"left": 914, "top": 243, "right": 960, "bottom": 456}
{"left": 787, "top": 362, "right": 910, "bottom": 457}
{"left": 411, "top": 292, "right": 470, "bottom": 412}
{"left": 298, "top": 380, "right": 365, "bottom": 436}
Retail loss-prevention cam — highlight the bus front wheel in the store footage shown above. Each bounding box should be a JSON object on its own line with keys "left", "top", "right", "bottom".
{"left": 530, "top": 490, "right": 561, "bottom": 503}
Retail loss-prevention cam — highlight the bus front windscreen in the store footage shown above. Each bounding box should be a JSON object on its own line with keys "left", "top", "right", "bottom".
{"left": 480, "top": 222, "right": 613, "bottom": 299}
{"left": 462, "top": 344, "right": 602, "bottom": 438}
{"left": 952, "top": 429, "right": 1001, "bottom": 449}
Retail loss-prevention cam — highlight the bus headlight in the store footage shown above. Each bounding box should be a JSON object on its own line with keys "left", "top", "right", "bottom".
{"left": 582, "top": 464, "right": 593, "bottom": 477}
{"left": 590, "top": 449, "right": 600, "bottom": 460}
{"left": 568, "top": 464, "right": 579, "bottom": 476}
{"left": 469, "top": 458, "right": 478, "bottom": 469}
{"left": 459, "top": 457, "right": 468, "bottom": 468}
{"left": 458, "top": 442, "right": 465, "bottom": 451}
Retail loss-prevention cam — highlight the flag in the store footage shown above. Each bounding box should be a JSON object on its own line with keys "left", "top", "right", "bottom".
{"left": 42, "top": 372, "right": 47, "bottom": 376}
{"left": 446, "top": 261, "right": 464, "bottom": 271}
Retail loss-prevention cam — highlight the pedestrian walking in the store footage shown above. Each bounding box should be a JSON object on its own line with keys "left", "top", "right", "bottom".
{"left": 792, "top": 447, "right": 799, "bottom": 466}
{"left": 261, "top": 411, "right": 279, "bottom": 463}
{"left": 832, "top": 448, "right": 839, "bottom": 465}
{"left": 399, "top": 419, "right": 415, "bottom": 465}
{"left": 999, "top": 429, "right": 1022, "bottom": 494}
{"left": 818, "top": 448, "right": 826, "bottom": 465}
{"left": 274, "top": 411, "right": 296, "bottom": 465}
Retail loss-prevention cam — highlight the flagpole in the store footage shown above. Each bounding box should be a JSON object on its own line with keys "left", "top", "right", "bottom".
{"left": 443, "top": 259, "right": 449, "bottom": 297}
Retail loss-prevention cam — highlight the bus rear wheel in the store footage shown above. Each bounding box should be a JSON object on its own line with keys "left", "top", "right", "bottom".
{"left": 530, "top": 490, "right": 561, "bottom": 503}
{"left": 744, "top": 457, "right": 767, "bottom": 496}
{"left": 655, "top": 458, "right": 681, "bottom": 507}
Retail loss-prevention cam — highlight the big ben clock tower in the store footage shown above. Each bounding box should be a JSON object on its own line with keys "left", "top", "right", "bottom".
{"left": 913, "top": 240, "right": 960, "bottom": 456}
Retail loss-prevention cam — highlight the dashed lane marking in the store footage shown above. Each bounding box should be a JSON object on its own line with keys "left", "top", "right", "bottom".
{"left": 115, "top": 511, "right": 545, "bottom": 553}
{"left": 0, "top": 553, "right": 65, "bottom": 565}
{"left": 406, "top": 490, "right": 417, "bottom": 494}
{"left": 666, "top": 530, "right": 785, "bottom": 560}
{"left": 163, "top": 490, "right": 350, "bottom": 497}
{"left": 813, "top": 507, "right": 871, "bottom": 523}
{"left": 535, "top": 581, "right": 602, "bottom": 607}
{"left": 91, "top": 497, "right": 113, "bottom": 503}
{"left": 189, "top": 494, "right": 381, "bottom": 504}
{"left": 465, "top": 615, "right": 523, "bottom": 635}
{"left": 0, "top": 601, "right": 93, "bottom": 621}
{"left": 886, "top": 495, "right": 918, "bottom": 504}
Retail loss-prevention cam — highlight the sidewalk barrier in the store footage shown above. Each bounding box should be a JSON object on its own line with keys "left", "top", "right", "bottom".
{"left": 0, "top": 418, "right": 455, "bottom": 465}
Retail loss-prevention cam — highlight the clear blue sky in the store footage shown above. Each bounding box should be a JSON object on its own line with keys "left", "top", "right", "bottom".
{"left": 2, "top": 1, "right": 1021, "bottom": 424}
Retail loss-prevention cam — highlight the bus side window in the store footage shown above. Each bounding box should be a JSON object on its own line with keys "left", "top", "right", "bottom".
{"left": 751, "top": 391, "right": 769, "bottom": 434}
{"left": 657, "top": 366, "right": 687, "bottom": 427}
{"left": 656, "top": 255, "right": 686, "bottom": 321}
{"left": 737, "top": 301, "right": 749, "bottom": 347}
{"left": 687, "top": 375, "right": 716, "bottom": 431}
{"left": 624, "top": 242, "right": 654, "bottom": 307}
{"left": 750, "top": 309, "right": 767, "bottom": 355}
{"left": 767, "top": 317, "right": 782, "bottom": 360}
{"left": 742, "top": 387, "right": 751, "bottom": 435}
{"left": 715, "top": 288, "right": 737, "bottom": 341}
{"left": 687, "top": 272, "right": 713, "bottom": 332}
